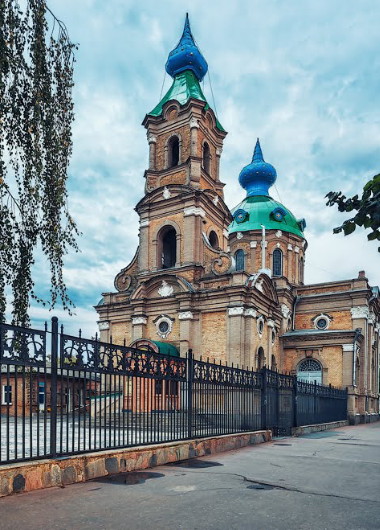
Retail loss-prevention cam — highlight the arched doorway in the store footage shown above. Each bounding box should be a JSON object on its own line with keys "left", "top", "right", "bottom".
{"left": 297, "top": 359, "right": 322, "bottom": 384}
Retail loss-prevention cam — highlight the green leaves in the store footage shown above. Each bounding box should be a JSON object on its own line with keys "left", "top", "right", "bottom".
{"left": 326, "top": 173, "right": 380, "bottom": 253}
{"left": 0, "top": 1, "right": 79, "bottom": 325}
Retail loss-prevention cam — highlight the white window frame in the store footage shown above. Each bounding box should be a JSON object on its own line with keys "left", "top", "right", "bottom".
{"left": 2, "top": 384, "right": 12, "bottom": 405}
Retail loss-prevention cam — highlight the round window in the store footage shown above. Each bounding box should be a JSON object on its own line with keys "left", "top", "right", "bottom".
{"left": 158, "top": 321, "right": 169, "bottom": 333}
{"left": 316, "top": 317, "right": 328, "bottom": 330}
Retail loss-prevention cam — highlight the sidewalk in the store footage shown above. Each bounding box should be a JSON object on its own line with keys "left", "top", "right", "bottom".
{"left": 1, "top": 422, "right": 379, "bottom": 530}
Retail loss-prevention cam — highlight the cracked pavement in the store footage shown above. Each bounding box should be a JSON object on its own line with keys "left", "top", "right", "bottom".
{"left": 1, "top": 422, "right": 379, "bottom": 530}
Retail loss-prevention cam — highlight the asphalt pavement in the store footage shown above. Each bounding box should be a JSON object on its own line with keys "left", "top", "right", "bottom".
{"left": 1, "top": 422, "right": 379, "bottom": 530}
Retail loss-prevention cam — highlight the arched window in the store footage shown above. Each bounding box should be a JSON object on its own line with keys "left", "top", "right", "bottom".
{"left": 273, "top": 249, "right": 283, "bottom": 276}
{"left": 202, "top": 142, "right": 210, "bottom": 173}
{"left": 271, "top": 354, "right": 277, "bottom": 371}
{"left": 167, "top": 136, "right": 179, "bottom": 168}
{"left": 235, "top": 249, "right": 245, "bottom": 271}
{"left": 299, "top": 257, "right": 304, "bottom": 284}
{"left": 257, "top": 347, "right": 265, "bottom": 370}
{"left": 159, "top": 227, "right": 177, "bottom": 269}
{"left": 209, "top": 230, "right": 219, "bottom": 249}
{"left": 297, "top": 359, "right": 322, "bottom": 384}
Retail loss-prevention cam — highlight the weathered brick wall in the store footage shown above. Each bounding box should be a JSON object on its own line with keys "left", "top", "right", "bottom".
{"left": 201, "top": 311, "right": 227, "bottom": 363}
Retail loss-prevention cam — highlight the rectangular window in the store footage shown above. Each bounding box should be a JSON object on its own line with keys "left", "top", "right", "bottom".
{"left": 2, "top": 385, "right": 12, "bottom": 405}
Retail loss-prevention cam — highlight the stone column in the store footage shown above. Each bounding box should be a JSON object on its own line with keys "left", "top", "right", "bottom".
{"left": 227, "top": 307, "right": 245, "bottom": 366}
{"left": 183, "top": 206, "right": 205, "bottom": 265}
{"left": 131, "top": 316, "right": 147, "bottom": 341}
{"left": 138, "top": 220, "right": 150, "bottom": 272}
{"left": 215, "top": 147, "right": 222, "bottom": 181}
{"left": 178, "top": 311, "right": 194, "bottom": 356}
{"left": 190, "top": 118, "right": 199, "bottom": 157}
{"left": 147, "top": 134, "right": 157, "bottom": 170}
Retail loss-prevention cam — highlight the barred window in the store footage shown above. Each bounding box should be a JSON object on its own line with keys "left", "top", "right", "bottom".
{"left": 273, "top": 249, "right": 283, "bottom": 276}
{"left": 2, "top": 385, "right": 12, "bottom": 405}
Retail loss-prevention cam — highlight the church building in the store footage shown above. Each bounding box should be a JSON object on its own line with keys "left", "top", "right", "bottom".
{"left": 96, "top": 15, "right": 380, "bottom": 424}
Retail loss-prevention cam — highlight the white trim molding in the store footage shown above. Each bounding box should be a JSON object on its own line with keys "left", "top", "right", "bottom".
{"left": 245, "top": 308, "right": 257, "bottom": 318}
{"left": 183, "top": 206, "right": 206, "bottom": 218}
{"left": 351, "top": 306, "right": 370, "bottom": 320}
{"left": 140, "top": 220, "right": 150, "bottom": 228}
{"left": 342, "top": 344, "right": 355, "bottom": 352}
{"left": 178, "top": 311, "right": 193, "bottom": 320}
{"left": 228, "top": 306, "right": 245, "bottom": 317}
{"left": 132, "top": 316, "right": 147, "bottom": 326}
{"left": 267, "top": 319, "right": 275, "bottom": 329}
{"left": 98, "top": 321, "right": 110, "bottom": 331}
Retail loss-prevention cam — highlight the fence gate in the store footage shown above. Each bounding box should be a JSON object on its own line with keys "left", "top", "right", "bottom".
{"left": 262, "top": 369, "right": 294, "bottom": 436}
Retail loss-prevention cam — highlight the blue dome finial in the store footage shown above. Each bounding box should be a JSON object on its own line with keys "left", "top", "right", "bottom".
{"left": 165, "top": 14, "right": 208, "bottom": 82}
{"left": 238, "top": 139, "right": 277, "bottom": 197}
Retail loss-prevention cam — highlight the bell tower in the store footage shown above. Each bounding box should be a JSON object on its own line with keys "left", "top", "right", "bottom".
{"left": 136, "top": 14, "right": 232, "bottom": 279}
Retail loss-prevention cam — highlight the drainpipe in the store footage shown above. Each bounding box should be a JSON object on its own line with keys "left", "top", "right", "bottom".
{"left": 353, "top": 327, "right": 362, "bottom": 387}
{"left": 292, "top": 296, "right": 300, "bottom": 331}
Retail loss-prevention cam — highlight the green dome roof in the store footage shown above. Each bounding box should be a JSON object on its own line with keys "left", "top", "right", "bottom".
{"left": 229, "top": 195, "right": 305, "bottom": 238}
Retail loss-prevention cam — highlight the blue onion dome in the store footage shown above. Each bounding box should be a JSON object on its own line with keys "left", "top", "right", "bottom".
{"left": 238, "top": 139, "right": 277, "bottom": 197}
{"left": 165, "top": 13, "right": 208, "bottom": 82}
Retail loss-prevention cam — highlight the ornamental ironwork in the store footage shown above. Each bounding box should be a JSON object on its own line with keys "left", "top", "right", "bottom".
{"left": 0, "top": 323, "right": 46, "bottom": 366}
{"left": 60, "top": 334, "right": 187, "bottom": 380}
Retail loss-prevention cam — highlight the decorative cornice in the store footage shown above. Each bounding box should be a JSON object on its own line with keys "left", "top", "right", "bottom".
{"left": 98, "top": 321, "right": 110, "bottom": 331}
{"left": 228, "top": 306, "right": 245, "bottom": 316}
{"left": 158, "top": 280, "right": 174, "bottom": 297}
{"left": 351, "top": 306, "right": 370, "bottom": 320}
{"left": 245, "top": 308, "right": 257, "bottom": 318}
{"left": 281, "top": 304, "right": 291, "bottom": 318}
{"left": 189, "top": 117, "right": 199, "bottom": 129}
{"left": 267, "top": 319, "right": 275, "bottom": 328}
{"left": 342, "top": 344, "right": 354, "bottom": 352}
{"left": 178, "top": 311, "right": 193, "bottom": 320}
{"left": 183, "top": 206, "right": 206, "bottom": 218}
{"left": 132, "top": 316, "right": 147, "bottom": 326}
{"left": 147, "top": 134, "right": 157, "bottom": 144}
{"left": 140, "top": 220, "right": 150, "bottom": 228}
{"left": 163, "top": 187, "right": 171, "bottom": 199}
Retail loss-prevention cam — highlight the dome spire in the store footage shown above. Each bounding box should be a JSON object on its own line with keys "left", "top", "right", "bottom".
{"left": 238, "top": 139, "right": 277, "bottom": 197}
{"left": 165, "top": 14, "right": 208, "bottom": 82}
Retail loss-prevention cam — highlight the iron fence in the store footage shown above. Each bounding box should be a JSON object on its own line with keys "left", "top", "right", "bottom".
{"left": 0, "top": 318, "right": 347, "bottom": 464}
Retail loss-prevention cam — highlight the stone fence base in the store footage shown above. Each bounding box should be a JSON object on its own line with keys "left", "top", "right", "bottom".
{"left": 0, "top": 430, "right": 271, "bottom": 498}
{"left": 291, "top": 420, "right": 348, "bottom": 436}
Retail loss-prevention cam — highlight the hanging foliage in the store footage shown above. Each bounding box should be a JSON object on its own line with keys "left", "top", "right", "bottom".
{"left": 0, "top": 0, "right": 79, "bottom": 325}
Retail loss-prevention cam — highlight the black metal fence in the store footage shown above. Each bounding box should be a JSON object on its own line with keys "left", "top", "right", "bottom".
{"left": 0, "top": 319, "right": 347, "bottom": 465}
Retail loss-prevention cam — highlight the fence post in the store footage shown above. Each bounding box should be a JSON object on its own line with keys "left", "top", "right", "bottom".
{"left": 261, "top": 367, "right": 267, "bottom": 431}
{"left": 293, "top": 375, "right": 298, "bottom": 428}
{"left": 187, "top": 349, "right": 193, "bottom": 439}
{"left": 50, "top": 317, "right": 58, "bottom": 458}
{"left": 314, "top": 380, "right": 317, "bottom": 422}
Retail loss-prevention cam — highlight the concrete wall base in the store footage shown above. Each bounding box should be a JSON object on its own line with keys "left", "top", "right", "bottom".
{"left": 0, "top": 430, "right": 271, "bottom": 498}
{"left": 291, "top": 420, "right": 348, "bottom": 436}
{"left": 348, "top": 413, "right": 380, "bottom": 425}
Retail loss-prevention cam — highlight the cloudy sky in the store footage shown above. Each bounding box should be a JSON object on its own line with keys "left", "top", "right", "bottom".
{"left": 25, "top": 0, "right": 380, "bottom": 336}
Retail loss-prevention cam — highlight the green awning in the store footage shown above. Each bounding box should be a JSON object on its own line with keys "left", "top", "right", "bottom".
{"left": 150, "top": 340, "right": 180, "bottom": 357}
